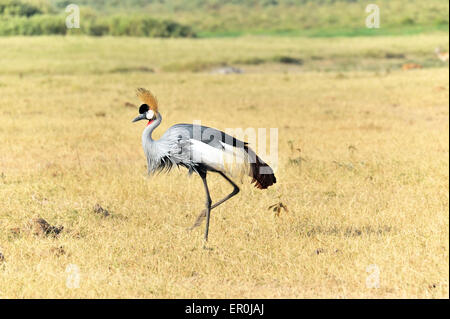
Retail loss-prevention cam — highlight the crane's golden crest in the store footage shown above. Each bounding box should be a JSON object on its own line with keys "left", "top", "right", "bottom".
{"left": 136, "top": 88, "right": 159, "bottom": 113}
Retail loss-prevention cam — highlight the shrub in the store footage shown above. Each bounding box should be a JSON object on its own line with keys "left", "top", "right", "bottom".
{"left": 0, "top": 2, "right": 196, "bottom": 37}
{"left": 82, "top": 18, "right": 109, "bottom": 36}
{"left": 0, "top": 0, "right": 42, "bottom": 17}
{"left": 0, "top": 15, "right": 66, "bottom": 35}
{"left": 107, "top": 15, "right": 196, "bottom": 37}
{"left": 272, "top": 55, "right": 303, "bottom": 65}
{"left": 0, "top": 13, "right": 196, "bottom": 37}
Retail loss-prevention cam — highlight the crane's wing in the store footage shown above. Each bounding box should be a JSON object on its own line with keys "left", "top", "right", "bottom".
{"left": 159, "top": 124, "right": 276, "bottom": 189}
{"left": 157, "top": 123, "right": 241, "bottom": 173}
{"left": 167, "top": 124, "right": 246, "bottom": 149}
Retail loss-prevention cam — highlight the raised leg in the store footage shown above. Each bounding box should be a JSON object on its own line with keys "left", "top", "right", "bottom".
{"left": 190, "top": 172, "right": 240, "bottom": 230}
{"left": 200, "top": 172, "right": 212, "bottom": 241}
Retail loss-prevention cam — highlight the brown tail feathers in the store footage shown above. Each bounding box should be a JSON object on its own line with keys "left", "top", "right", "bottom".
{"left": 244, "top": 145, "right": 277, "bottom": 189}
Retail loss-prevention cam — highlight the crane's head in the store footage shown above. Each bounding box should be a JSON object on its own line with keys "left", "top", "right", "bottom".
{"left": 132, "top": 103, "right": 157, "bottom": 124}
{"left": 132, "top": 88, "right": 159, "bottom": 124}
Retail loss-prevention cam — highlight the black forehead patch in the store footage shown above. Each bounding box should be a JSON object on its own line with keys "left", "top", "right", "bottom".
{"left": 139, "top": 104, "right": 149, "bottom": 114}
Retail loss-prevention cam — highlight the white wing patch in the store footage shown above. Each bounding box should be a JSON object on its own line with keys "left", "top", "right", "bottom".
{"left": 190, "top": 139, "right": 225, "bottom": 171}
{"left": 190, "top": 139, "right": 250, "bottom": 181}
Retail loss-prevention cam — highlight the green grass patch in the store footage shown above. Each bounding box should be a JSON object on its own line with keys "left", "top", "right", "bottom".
{"left": 197, "top": 25, "right": 449, "bottom": 38}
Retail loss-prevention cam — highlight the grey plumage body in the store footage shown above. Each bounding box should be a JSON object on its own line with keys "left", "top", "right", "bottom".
{"left": 134, "top": 100, "right": 276, "bottom": 242}
{"left": 142, "top": 114, "right": 249, "bottom": 176}
{"left": 142, "top": 115, "right": 196, "bottom": 175}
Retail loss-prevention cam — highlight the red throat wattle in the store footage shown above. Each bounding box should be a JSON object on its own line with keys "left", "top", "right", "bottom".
{"left": 147, "top": 120, "right": 154, "bottom": 126}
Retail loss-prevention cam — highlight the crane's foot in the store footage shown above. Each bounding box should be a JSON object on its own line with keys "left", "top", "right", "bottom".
{"left": 187, "top": 210, "right": 207, "bottom": 231}
{"left": 202, "top": 243, "right": 213, "bottom": 251}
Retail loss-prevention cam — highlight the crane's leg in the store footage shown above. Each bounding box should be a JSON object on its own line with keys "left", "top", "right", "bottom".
{"left": 190, "top": 172, "right": 240, "bottom": 230}
{"left": 200, "top": 172, "right": 212, "bottom": 241}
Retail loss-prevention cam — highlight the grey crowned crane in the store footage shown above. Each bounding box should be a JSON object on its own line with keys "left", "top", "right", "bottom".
{"left": 132, "top": 88, "right": 276, "bottom": 241}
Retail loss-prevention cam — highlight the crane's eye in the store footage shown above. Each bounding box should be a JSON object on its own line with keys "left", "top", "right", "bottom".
{"left": 139, "top": 104, "right": 149, "bottom": 114}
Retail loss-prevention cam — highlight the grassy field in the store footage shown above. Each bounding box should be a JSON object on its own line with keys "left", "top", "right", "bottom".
{"left": 0, "top": 34, "right": 448, "bottom": 298}
{"left": 48, "top": 0, "right": 450, "bottom": 37}
{"left": 1, "top": 33, "right": 448, "bottom": 74}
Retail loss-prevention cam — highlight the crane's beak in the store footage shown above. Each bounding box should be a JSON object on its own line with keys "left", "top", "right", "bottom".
{"left": 132, "top": 114, "right": 146, "bottom": 123}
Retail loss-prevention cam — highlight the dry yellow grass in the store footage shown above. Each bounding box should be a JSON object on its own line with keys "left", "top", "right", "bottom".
{"left": 0, "top": 35, "right": 448, "bottom": 298}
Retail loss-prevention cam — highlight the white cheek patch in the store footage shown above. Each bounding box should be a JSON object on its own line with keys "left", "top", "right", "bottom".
{"left": 146, "top": 110, "right": 155, "bottom": 120}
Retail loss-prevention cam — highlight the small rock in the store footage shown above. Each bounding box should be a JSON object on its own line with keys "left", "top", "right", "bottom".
{"left": 315, "top": 248, "right": 324, "bottom": 255}
{"left": 50, "top": 246, "right": 66, "bottom": 257}
{"left": 210, "top": 66, "right": 243, "bottom": 74}
{"left": 93, "top": 204, "right": 110, "bottom": 217}
{"left": 31, "top": 217, "right": 64, "bottom": 237}
{"left": 0, "top": 251, "right": 5, "bottom": 263}
{"left": 9, "top": 227, "right": 21, "bottom": 236}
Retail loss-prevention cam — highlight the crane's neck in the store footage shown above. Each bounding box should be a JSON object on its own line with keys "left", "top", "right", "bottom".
{"left": 142, "top": 113, "right": 162, "bottom": 144}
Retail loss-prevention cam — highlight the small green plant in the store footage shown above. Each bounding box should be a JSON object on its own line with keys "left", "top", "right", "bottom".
{"left": 268, "top": 202, "right": 289, "bottom": 217}
{"left": 288, "top": 143, "right": 307, "bottom": 172}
